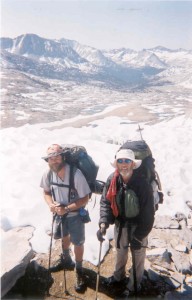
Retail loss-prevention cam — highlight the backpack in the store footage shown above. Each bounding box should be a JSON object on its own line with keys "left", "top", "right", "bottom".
{"left": 118, "top": 140, "right": 163, "bottom": 210}
{"left": 60, "top": 144, "right": 105, "bottom": 197}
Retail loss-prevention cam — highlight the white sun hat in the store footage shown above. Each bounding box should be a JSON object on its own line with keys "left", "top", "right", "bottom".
{"left": 112, "top": 149, "right": 142, "bottom": 169}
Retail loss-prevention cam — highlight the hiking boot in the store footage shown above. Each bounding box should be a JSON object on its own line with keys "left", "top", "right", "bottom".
{"left": 118, "top": 288, "right": 132, "bottom": 299}
{"left": 118, "top": 285, "right": 141, "bottom": 299}
{"left": 49, "top": 254, "right": 75, "bottom": 272}
{"left": 75, "top": 269, "right": 86, "bottom": 293}
{"left": 102, "top": 275, "right": 127, "bottom": 287}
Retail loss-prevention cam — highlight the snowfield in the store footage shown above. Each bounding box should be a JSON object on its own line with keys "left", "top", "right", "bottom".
{"left": 0, "top": 110, "right": 191, "bottom": 264}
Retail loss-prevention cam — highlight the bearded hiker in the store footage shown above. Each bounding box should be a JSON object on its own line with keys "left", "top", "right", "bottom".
{"left": 40, "top": 144, "right": 91, "bottom": 293}
{"left": 97, "top": 149, "right": 155, "bottom": 297}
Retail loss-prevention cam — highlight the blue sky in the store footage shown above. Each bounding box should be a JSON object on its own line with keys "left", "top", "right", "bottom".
{"left": 1, "top": 1, "right": 192, "bottom": 50}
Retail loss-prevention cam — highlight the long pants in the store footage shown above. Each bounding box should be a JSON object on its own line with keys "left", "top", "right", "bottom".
{"left": 113, "top": 225, "right": 148, "bottom": 291}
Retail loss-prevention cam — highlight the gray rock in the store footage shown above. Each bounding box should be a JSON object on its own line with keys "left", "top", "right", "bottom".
{"left": 175, "top": 244, "right": 187, "bottom": 253}
{"left": 148, "top": 229, "right": 167, "bottom": 248}
{"left": 164, "top": 284, "right": 192, "bottom": 299}
{"left": 177, "top": 227, "right": 192, "bottom": 249}
{"left": 163, "top": 275, "right": 182, "bottom": 289}
{"left": 169, "top": 246, "right": 192, "bottom": 274}
{"left": 186, "top": 201, "right": 192, "bottom": 211}
{"left": 187, "top": 214, "right": 192, "bottom": 229}
{"left": 154, "top": 215, "right": 180, "bottom": 229}
{"left": 171, "top": 272, "right": 186, "bottom": 285}
{"left": 1, "top": 226, "right": 35, "bottom": 297}
{"left": 175, "top": 212, "right": 187, "bottom": 222}
{"left": 147, "top": 268, "right": 162, "bottom": 281}
{"left": 179, "top": 220, "right": 187, "bottom": 229}
{"left": 152, "top": 264, "right": 172, "bottom": 276}
{"left": 162, "top": 272, "right": 186, "bottom": 289}
{"left": 190, "top": 250, "right": 192, "bottom": 265}
{"left": 147, "top": 247, "right": 167, "bottom": 256}
{"left": 170, "top": 238, "right": 188, "bottom": 253}
{"left": 185, "top": 276, "right": 192, "bottom": 285}
{"left": 146, "top": 247, "right": 176, "bottom": 274}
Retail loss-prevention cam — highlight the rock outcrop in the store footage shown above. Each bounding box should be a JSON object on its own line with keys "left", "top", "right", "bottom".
{"left": 146, "top": 213, "right": 192, "bottom": 299}
{"left": 1, "top": 210, "right": 192, "bottom": 299}
{"left": 1, "top": 226, "right": 35, "bottom": 297}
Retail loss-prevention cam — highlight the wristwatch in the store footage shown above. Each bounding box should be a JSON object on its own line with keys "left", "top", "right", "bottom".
{"left": 65, "top": 206, "right": 70, "bottom": 213}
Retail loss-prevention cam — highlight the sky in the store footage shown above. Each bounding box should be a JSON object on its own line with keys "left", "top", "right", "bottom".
{"left": 1, "top": 108, "right": 192, "bottom": 265}
{"left": 1, "top": 0, "right": 192, "bottom": 50}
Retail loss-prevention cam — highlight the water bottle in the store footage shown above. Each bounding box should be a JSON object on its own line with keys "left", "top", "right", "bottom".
{"left": 79, "top": 207, "right": 87, "bottom": 216}
{"left": 79, "top": 207, "right": 91, "bottom": 223}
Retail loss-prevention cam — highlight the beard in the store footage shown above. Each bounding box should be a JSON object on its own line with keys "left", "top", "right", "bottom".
{"left": 49, "top": 161, "right": 64, "bottom": 173}
{"left": 119, "top": 169, "right": 132, "bottom": 179}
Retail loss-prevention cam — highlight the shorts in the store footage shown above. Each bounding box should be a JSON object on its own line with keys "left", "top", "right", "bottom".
{"left": 53, "top": 214, "right": 85, "bottom": 246}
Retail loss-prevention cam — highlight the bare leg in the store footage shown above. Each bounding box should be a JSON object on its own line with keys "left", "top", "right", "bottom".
{"left": 62, "top": 234, "right": 71, "bottom": 250}
{"left": 74, "top": 244, "right": 84, "bottom": 262}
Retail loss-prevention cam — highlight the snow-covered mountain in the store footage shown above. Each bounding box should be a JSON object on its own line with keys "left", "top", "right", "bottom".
{"left": 0, "top": 33, "right": 164, "bottom": 86}
{"left": 103, "top": 48, "right": 167, "bottom": 69}
{"left": 0, "top": 33, "right": 191, "bottom": 128}
{"left": 1, "top": 34, "right": 85, "bottom": 62}
{"left": 59, "top": 38, "right": 115, "bottom": 68}
{"left": 1, "top": 33, "right": 191, "bottom": 87}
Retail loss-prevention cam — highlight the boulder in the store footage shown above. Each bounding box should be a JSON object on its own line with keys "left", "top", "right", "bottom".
{"left": 1, "top": 226, "right": 35, "bottom": 297}
{"left": 168, "top": 246, "right": 192, "bottom": 274}
{"left": 154, "top": 216, "right": 180, "bottom": 229}
{"left": 165, "top": 284, "right": 192, "bottom": 299}
{"left": 186, "top": 201, "right": 192, "bottom": 211}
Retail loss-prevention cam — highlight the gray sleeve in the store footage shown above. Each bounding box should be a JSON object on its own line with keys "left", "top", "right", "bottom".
{"left": 40, "top": 169, "right": 51, "bottom": 192}
{"left": 74, "top": 169, "right": 91, "bottom": 198}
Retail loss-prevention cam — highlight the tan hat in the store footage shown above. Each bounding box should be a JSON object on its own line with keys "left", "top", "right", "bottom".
{"left": 42, "top": 144, "right": 64, "bottom": 161}
{"left": 112, "top": 149, "right": 142, "bottom": 169}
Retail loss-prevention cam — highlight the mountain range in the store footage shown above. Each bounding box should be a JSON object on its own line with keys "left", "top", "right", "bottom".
{"left": 1, "top": 33, "right": 192, "bottom": 89}
{"left": 2, "top": 33, "right": 190, "bottom": 88}
{"left": 0, "top": 33, "right": 191, "bottom": 128}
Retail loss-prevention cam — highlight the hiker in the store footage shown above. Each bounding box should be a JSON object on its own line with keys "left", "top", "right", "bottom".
{"left": 40, "top": 144, "right": 91, "bottom": 292}
{"left": 97, "top": 149, "right": 155, "bottom": 297}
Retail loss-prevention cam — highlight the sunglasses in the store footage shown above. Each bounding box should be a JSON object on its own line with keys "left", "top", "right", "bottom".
{"left": 117, "top": 158, "right": 133, "bottom": 164}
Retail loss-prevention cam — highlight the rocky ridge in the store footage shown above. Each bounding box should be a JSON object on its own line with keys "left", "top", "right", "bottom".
{"left": 1, "top": 202, "right": 192, "bottom": 299}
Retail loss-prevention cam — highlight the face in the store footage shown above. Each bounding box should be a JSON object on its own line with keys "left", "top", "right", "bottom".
{"left": 47, "top": 155, "right": 64, "bottom": 173}
{"left": 116, "top": 158, "right": 134, "bottom": 178}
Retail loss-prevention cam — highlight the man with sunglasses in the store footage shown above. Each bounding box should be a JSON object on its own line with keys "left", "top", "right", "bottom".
{"left": 40, "top": 144, "right": 91, "bottom": 292}
{"left": 97, "top": 149, "right": 155, "bottom": 297}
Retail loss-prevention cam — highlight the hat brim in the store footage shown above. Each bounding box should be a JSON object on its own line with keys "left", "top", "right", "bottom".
{"left": 111, "top": 159, "right": 142, "bottom": 170}
{"left": 41, "top": 151, "right": 63, "bottom": 160}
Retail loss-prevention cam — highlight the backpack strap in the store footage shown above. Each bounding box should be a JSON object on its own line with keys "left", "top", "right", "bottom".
{"left": 49, "top": 165, "right": 77, "bottom": 203}
{"left": 68, "top": 164, "right": 75, "bottom": 203}
{"left": 51, "top": 186, "right": 56, "bottom": 202}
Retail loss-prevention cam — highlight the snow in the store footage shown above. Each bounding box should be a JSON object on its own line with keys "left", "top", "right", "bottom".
{"left": 0, "top": 110, "right": 192, "bottom": 266}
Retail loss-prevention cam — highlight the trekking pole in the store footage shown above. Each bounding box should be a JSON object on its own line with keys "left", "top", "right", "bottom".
{"left": 46, "top": 213, "right": 56, "bottom": 295}
{"left": 128, "top": 225, "right": 138, "bottom": 298}
{"left": 60, "top": 216, "right": 69, "bottom": 296}
{"left": 48, "top": 214, "right": 56, "bottom": 272}
{"left": 131, "top": 248, "right": 138, "bottom": 298}
{"left": 95, "top": 241, "right": 103, "bottom": 300}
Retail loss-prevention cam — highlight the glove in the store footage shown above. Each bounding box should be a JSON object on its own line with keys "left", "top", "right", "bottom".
{"left": 97, "top": 223, "right": 107, "bottom": 242}
{"left": 130, "top": 237, "right": 142, "bottom": 250}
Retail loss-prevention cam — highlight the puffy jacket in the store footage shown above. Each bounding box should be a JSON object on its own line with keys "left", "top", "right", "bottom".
{"left": 99, "top": 171, "right": 155, "bottom": 241}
